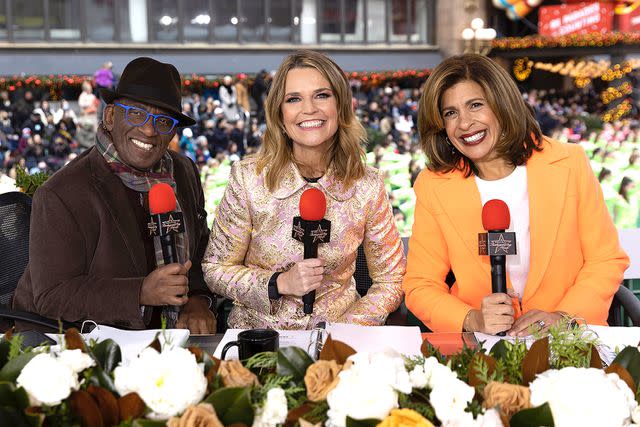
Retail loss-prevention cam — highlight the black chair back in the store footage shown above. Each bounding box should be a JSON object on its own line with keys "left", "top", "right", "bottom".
{"left": 608, "top": 283, "right": 640, "bottom": 326}
{"left": 0, "top": 192, "right": 31, "bottom": 307}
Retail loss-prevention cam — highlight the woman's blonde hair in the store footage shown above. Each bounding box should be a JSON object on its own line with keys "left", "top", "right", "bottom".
{"left": 257, "top": 49, "right": 366, "bottom": 191}
{"left": 418, "top": 54, "right": 542, "bottom": 177}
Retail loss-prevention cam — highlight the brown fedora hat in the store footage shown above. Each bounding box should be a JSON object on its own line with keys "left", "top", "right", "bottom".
{"left": 100, "top": 57, "right": 195, "bottom": 127}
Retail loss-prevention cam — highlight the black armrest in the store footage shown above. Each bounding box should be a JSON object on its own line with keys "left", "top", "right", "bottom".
{"left": 0, "top": 308, "right": 79, "bottom": 332}
{"left": 612, "top": 285, "right": 640, "bottom": 326}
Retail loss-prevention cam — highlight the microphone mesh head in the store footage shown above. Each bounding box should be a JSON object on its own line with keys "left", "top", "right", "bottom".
{"left": 149, "top": 183, "right": 176, "bottom": 214}
{"left": 482, "top": 199, "right": 510, "bottom": 231}
{"left": 299, "top": 188, "right": 326, "bottom": 221}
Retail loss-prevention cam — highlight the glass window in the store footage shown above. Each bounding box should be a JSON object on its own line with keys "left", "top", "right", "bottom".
{"left": 214, "top": 2, "right": 237, "bottom": 42}
{"left": 345, "top": 0, "right": 364, "bottom": 42}
{"left": 150, "top": 0, "right": 178, "bottom": 42}
{"left": 184, "top": 0, "right": 210, "bottom": 41}
{"left": 49, "top": 0, "right": 81, "bottom": 40}
{"left": 269, "top": 0, "right": 296, "bottom": 42}
{"left": 367, "top": 0, "right": 387, "bottom": 42}
{"left": 414, "top": 0, "right": 428, "bottom": 43}
{"left": 240, "top": 0, "right": 265, "bottom": 42}
{"left": 299, "top": 0, "right": 317, "bottom": 43}
{"left": 0, "top": 1, "right": 6, "bottom": 40}
{"left": 13, "top": 0, "right": 45, "bottom": 41}
{"left": 391, "top": 0, "right": 417, "bottom": 42}
{"left": 320, "top": 0, "right": 359, "bottom": 42}
{"left": 86, "top": 0, "right": 115, "bottom": 41}
{"left": 320, "top": 0, "right": 340, "bottom": 42}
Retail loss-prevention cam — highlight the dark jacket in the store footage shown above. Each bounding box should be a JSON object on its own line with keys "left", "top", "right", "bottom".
{"left": 13, "top": 146, "right": 210, "bottom": 329}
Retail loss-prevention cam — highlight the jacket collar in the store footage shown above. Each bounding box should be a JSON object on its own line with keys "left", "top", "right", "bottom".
{"left": 271, "top": 161, "right": 356, "bottom": 202}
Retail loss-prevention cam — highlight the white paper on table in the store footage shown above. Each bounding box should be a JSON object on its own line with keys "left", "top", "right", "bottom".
{"left": 324, "top": 323, "right": 423, "bottom": 356}
{"left": 213, "top": 329, "right": 315, "bottom": 360}
{"left": 46, "top": 325, "right": 190, "bottom": 363}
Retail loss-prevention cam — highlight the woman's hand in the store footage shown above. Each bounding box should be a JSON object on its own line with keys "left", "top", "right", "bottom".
{"left": 508, "top": 310, "right": 564, "bottom": 337}
{"left": 465, "top": 293, "right": 514, "bottom": 334}
{"left": 277, "top": 258, "right": 325, "bottom": 297}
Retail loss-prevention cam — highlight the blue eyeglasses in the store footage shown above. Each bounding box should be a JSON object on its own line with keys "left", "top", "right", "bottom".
{"left": 114, "top": 102, "right": 179, "bottom": 135}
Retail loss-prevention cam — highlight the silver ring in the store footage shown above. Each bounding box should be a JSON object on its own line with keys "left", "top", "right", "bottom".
{"left": 537, "top": 319, "right": 546, "bottom": 329}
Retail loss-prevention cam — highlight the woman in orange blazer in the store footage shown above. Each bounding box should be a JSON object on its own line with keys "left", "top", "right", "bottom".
{"left": 403, "top": 54, "right": 629, "bottom": 335}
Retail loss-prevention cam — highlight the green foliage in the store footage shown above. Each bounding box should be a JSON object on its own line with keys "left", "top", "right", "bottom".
{"left": 206, "top": 386, "right": 254, "bottom": 426}
{"left": 366, "top": 129, "right": 385, "bottom": 151}
{"left": 346, "top": 416, "right": 380, "bottom": 427}
{"left": 303, "top": 400, "right": 329, "bottom": 425}
{"left": 90, "top": 339, "right": 121, "bottom": 373}
{"left": 403, "top": 355, "right": 426, "bottom": 373}
{"left": 0, "top": 353, "right": 37, "bottom": 382}
{"left": 277, "top": 347, "right": 314, "bottom": 381}
{"left": 510, "top": 402, "right": 555, "bottom": 427}
{"left": 252, "top": 373, "right": 306, "bottom": 409}
{"left": 14, "top": 167, "right": 51, "bottom": 197}
{"left": 448, "top": 345, "right": 483, "bottom": 380}
{"left": 547, "top": 320, "right": 598, "bottom": 369}
{"left": 613, "top": 346, "right": 640, "bottom": 388}
{"left": 398, "top": 390, "right": 435, "bottom": 421}
{"left": 492, "top": 339, "right": 527, "bottom": 385}
{"left": 581, "top": 115, "right": 603, "bottom": 132}
{"left": 470, "top": 356, "right": 503, "bottom": 394}
{"left": 8, "top": 335, "right": 25, "bottom": 362}
{"left": 245, "top": 351, "right": 277, "bottom": 373}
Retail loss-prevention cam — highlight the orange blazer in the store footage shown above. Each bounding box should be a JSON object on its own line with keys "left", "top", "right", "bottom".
{"left": 403, "top": 138, "right": 630, "bottom": 332}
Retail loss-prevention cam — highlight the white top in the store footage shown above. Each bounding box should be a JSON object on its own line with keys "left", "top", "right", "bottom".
{"left": 475, "top": 165, "right": 531, "bottom": 300}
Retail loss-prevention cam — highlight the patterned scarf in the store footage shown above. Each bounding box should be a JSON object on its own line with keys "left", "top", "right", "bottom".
{"left": 96, "top": 124, "right": 188, "bottom": 327}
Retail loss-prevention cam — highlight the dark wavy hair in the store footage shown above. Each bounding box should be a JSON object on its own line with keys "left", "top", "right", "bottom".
{"left": 418, "top": 54, "right": 542, "bottom": 177}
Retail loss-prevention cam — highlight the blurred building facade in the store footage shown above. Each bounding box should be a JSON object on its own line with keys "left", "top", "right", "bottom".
{"left": 0, "top": 0, "right": 463, "bottom": 74}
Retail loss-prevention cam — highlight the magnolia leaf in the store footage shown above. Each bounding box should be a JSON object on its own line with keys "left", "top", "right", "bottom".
{"left": 277, "top": 347, "right": 314, "bottom": 381}
{"left": 589, "top": 345, "right": 602, "bottom": 369}
{"left": 69, "top": 390, "right": 104, "bottom": 427}
{"left": 611, "top": 346, "right": 640, "bottom": 387}
{"left": 510, "top": 402, "right": 555, "bottom": 427}
{"left": 468, "top": 353, "right": 496, "bottom": 388}
{"left": 64, "top": 328, "right": 87, "bottom": 352}
{"left": 118, "top": 392, "right": 146, "bottom": 422}
{"left": 0, "top": 353, "right": 37, "bottom": 382}
{"left": 148, "top": 335, "right": 161, "bottom": 353}
{"left": 227, "top": 424, "right": 249, "bottom": 427}
{"left": 285, "top": 403, "right": 315, "bottom": 427}
{"left": 87, "top": 384, "right": 119, "bottom": 427}
{"left": 0, "top": 381, "right": 30, "bottom": 409}
{"left": 91, "top": 339, "right": 121, "bottom": 373}
{"left": 345, "top": 416, "right": 380, "bottom": 427}
{"left": 201, "top": 352, "right": 220, "bottom": 378}
{"left": 87, "top": 366, "right": 118, "bottom": 394}
{"left": 522, "top": 337, "right": 550, "bottom": 386}
{"left": 206, "top": 386, "right": 253, "bottom": 426}
{"left": 489, "top": 340, "right": 510, "bottom": 360}
{"left": 606, "top": 363, "right": 636, "bottom": 393}
{"left": 319, "top": 335, "right": 356, "bottom": 364}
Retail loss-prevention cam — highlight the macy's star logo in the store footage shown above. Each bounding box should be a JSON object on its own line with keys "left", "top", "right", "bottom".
{"left": 490, "top": 234, "right": 512, "bottom": 254}
{"left": 310, "top": 224, "right": 328, "bottom": 243}
{"left": 162, "top": 215, "right": 182, "bottom": 234}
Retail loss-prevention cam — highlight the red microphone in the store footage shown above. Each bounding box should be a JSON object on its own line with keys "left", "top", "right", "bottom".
{"left": 292, "top": 188, "right": 331, "bottom": 314}
{"left": 147, "top": 183, "right": 185, "bottom": 265}
{"left": 482, "top": 199, "right": 510, "bottom": 232}
{"left": 479, "top": 199, "right": 517, "bottom": 336}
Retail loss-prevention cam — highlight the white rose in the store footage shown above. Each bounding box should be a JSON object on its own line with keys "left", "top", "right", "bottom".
{"left": 409, "top": 364, "right": 428, "bottom": 389}
{"left": 423, "top": 357, "right": 457, "bottom": 389}
{"left": 327, "top": 370, "right": 398, "bottom": 427}
{"left": 114, "top": 347, "right": 207, "bottom": 420}
{"left": 430, "top": 377, "right": 475, "bottom": 424}
{"left": 17, "top": 353, "right": 79, "bottom": 406}
{"left": 58, "top": 349, "right": 95, "bottom": 374}
{"left": 443, "top": 408, "right": 503, "bottom": 427}
{"left": 632, "top": 405, "right": 640, "bottom": 424}
{"left": 530, "top": 367, "right": 636, "bottom": 427}
{"left": 252, "top": 388, "right": 288, "bottom": 427}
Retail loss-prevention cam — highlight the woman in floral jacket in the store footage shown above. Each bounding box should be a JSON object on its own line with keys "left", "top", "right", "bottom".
{"left": 203, "top": 50, "right": 405, "bottom": 329}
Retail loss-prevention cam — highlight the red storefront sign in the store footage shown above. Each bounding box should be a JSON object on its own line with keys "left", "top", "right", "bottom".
{"left": 538, "top": 2, "right": 614, "bottom": 37}
{"left": 616, "top": 1, "right": 640, "bottom": 32}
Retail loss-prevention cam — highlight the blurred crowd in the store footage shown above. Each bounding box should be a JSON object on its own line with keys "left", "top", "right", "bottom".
{"left": 2, "top": 64, "right": 640, "bottom": 233}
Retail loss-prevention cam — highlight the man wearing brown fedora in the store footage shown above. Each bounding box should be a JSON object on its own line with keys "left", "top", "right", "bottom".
{"left": 13, "top": 57, "right": 216, "bottom": 334}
